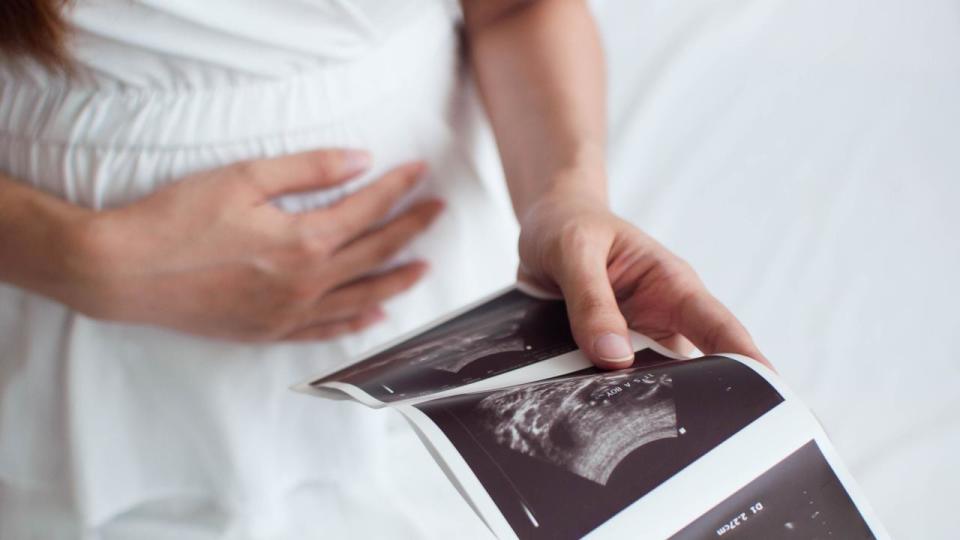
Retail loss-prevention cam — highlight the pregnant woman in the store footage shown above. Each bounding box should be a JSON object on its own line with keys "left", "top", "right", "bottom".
{"left": 0, "top": 1, "right": 764, "bottom": 537}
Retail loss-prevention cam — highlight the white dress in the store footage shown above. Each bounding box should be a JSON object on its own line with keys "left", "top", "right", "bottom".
{"left": 0, "top": 1, "right": 516, "bottom": 538}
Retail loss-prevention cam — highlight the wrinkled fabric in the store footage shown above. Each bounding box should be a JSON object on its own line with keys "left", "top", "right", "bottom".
{"left": 0, "top": 1, "right": 511, "bottom": 538}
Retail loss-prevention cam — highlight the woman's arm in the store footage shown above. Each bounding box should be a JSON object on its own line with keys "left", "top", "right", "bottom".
{"left": 462, "top": 0, "right": 768, "bottom": 367}
{"left": 461, "top": 0, "right": 607, "bottom": 215}
{"left": 0, "top": 175, "right": 94, "bottom": 306}
{"left": 0, "top": 152, "right": 440, "bottom": 341}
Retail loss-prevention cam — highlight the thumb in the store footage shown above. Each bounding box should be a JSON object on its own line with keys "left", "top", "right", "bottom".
{"left": 239, "top": 148, "right": 371, "bottom": 199}
{"left": 557, "top": 254, "right": 634, "bottom": 369}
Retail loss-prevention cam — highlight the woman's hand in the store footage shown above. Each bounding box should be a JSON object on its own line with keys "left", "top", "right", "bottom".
{"left": 518, "top": 190, "right": 767, "bottom": 369}
{"left": 462, "top": 0, "right": 764, "bottom": 368}
{"left": 63, "top": 149, "right": 442, "bottom": 341}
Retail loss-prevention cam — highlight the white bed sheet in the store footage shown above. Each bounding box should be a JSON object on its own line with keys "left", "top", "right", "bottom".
{"left": 595, "top": 0, "right": 960, "bottom": 538}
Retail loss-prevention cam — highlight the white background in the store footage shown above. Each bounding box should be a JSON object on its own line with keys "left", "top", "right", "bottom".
{"left": 595, "top": 1, "right": 960, "bottom": 538}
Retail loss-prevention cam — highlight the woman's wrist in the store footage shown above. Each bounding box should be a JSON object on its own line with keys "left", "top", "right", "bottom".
{"left": 0, "top": 175, "right": 114, "bottom": 314}
{"left": 516, "top": 166, "right": 610, "bottom": 231}
{"left": 505, "top": 137, "right": 609, "bottom": 221}
{"left": 57, "top": 210, "right": 129, "bottom": 318}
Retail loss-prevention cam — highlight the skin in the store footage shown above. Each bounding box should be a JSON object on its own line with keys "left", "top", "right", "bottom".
{"left": 0, "top": 0, "right": 767, "bottom": 367}
{"left": 463, "top": 0, "right": 768, "bottom": 368}
{"left": 0, "top": 151, "right": 442, "bottom": 341}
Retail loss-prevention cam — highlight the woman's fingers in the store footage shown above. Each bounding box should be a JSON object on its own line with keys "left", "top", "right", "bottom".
{"left": 654, "top": 333, "right": 697, "bottom": 357}
{"left": 300, "top": 162, "right": 427, "bottom": 250}
{"left": 79, "top": 145, "right": 441, "bottom": 343}
{"left": 275, "top": 162, "right": 438, "bottom": 342}
{"left": 555, "top": 242, "right": 634, "bottom": 370}
{"left": 675, "top": 289, "right": 771, "bottom": 367}
{"left": 283, "top": 307, "right": 387, "bottom": 341}
{"left": 328, "top": 199, "right": 443, "bottom": 285}
{"left": 239, "top": 148, "right": 371, "bottom": 198}
{"left": 317, "top": 261, "right": 428, "bottom": 320}
{"left": 281, "top": 261, "right": 427, "bottom": 342}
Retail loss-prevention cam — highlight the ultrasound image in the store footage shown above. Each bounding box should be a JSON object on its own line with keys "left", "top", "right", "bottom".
{"left": 476, "top": 370, "right": 677, "bottom": 485}
{"left": 312, "top": 289, "right": 577, "bottom": 402}
{"left": 670, "top": 441, "right": 874, "bottom": 540}
{"left": 417, "top": 350, "right": 784, "bottom": 540}
{"left": 364, "top": 296, "right": 534, "bottom": 374}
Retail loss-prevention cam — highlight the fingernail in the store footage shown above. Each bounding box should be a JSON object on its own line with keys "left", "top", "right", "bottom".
{"left": 594, "top": 333, "right": 634, "bottom": 363}
{"left": 343, "top": 150, "right": 371, "bottom": 175}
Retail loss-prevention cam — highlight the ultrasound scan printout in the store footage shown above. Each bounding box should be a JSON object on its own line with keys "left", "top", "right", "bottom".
{"left": 670, "top": 441, "right": 875, "bottom": 540}
{"left": 311, "top": 288, "right": 577, "bottom": 403}
{"left": 297, "top": 286, "right": 887, "bottom": 539}
{"left": 413, "top": 350, "right": 784, "bottom": 540}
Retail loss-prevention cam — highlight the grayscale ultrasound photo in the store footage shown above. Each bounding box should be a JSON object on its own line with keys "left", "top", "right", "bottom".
{"left": 670, "top": 440, "right": 874, "bottom": 540}
{"left": 312, "top": 288, "right": 577, "bottom": 402}
{"left": 416, "top": 350, "right": 785, "bottom": 540}
{"left": 475, "top": 369, "right": 678, "bottom": 485}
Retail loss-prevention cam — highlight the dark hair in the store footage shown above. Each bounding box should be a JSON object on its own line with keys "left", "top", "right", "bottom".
{"left": 0, "top": 0, "right": 70, "bottom": 69}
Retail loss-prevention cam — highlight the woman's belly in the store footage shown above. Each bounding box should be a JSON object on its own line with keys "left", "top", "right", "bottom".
{"left": 0, "top": 4, "right": 517, "bottom": 534}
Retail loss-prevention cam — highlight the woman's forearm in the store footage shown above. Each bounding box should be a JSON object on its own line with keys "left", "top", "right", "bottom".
{"left": 462, "top": 0, "right": 607, "bottom": 218}
{"left": 0, "top": 175, "right": 94, "bottom": 302}
{"left": 461, "top": 2, "right": 766, "bottom": 367}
